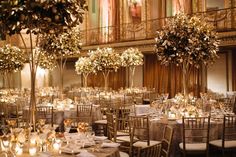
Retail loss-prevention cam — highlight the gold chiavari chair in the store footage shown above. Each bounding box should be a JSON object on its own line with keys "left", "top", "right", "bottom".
{"left": 93, "top": 94, "right": 112, "bottom": 136}
{"left": 129, "top": 115, "right": 161, "bottom": 156}
{"left": 0, "top": 102, "right": 8, "bottom": 125}
{"left": 106, "top": 111, "right": 117, "bottom": 141}
{"left": 106, "top": 110, "right": 131, "bottom": 155}
{"left": 159, "top": 125, "right": 174, "bottom": 157}
{"left": 76, "top": 104, "right": 93, "bottom": 125}
{"left": 5, "top": 104, "right": 19, "bottom": 126}
{"left": 210, "top": 115, "right": 236, "bottom": 157}
{"left": 115, "top": 106, "right": 131, "bottom": 137}
{"left": 36, "top": 106, "right": 54, "bottom": 127}
{"left": 137, "top": 144, "right": 161, "bottom": 157}
{"left": 179, "top": 116, "right": 210, "bottom": 157}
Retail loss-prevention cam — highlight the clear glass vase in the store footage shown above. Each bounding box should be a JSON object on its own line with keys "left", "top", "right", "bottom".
{"left": 102, "top": 71, "right": 110, "bottom": 91}
{"left": 83, "top": 73, "right": 89, "bottom": 88}
{"left": 130, "top": 66, "right": 136, "bottom": 88}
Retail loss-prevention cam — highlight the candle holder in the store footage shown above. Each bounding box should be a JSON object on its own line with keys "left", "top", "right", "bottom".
{"left": 77, "top": 122, "right": 89, "bottom": 133}
{"left": 29, "top": 145, "right": 37, "bottom": 156}
{"left": 63, "top": 119, "right": 72, "bottom": 133}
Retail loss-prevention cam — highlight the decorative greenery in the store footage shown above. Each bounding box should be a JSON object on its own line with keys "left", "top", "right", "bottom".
{"left": 0, "top": 44, "right": 26, "bottom": 73}
{"left": 38, "top": 25, "right": 82, "bottom": 92}
{"left": 121, "top": 47, "right": 143, "bottom": 67}
{"left": 0, "top": 0, "right": 87, "bottom": 130}
{"left": 89, "top": 47, "right": 121, "bottom": 72}
{"left": 0, "top": 0, "right": 88, "bottom": 36}
{"left": 39, "top": 25, "right": 81, "bottom": 57}
{"left": 155, "top": 12, "right": 219, "bottom": 68}
{"left": 34, "top": 47, "right": 57, "bottom": 70}
{"left": 75, "top": 57, "right": 95, "bottom": 75}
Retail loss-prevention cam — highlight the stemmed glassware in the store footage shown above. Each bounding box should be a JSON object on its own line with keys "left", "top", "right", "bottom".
{"left": 63, "top": 119, "right": 72, "bottom": 134}
{"left": 36, "top": 119, "right": 46, "bottom": 133}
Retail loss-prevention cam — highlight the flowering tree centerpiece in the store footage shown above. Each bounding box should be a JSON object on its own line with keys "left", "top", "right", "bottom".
{"left": 155, "top": 12, "right": 219, "bottom": 97}
{"left": 0, "top": 44, "right": 26, "bottom": 88}
{"left": 121, "top": 47, "right": 143, "bottom": 88}
{"left": 0, "top": 0, "right": 87, "bottom": 130}
{"left": 75, "top": 57, "right": 95, "bottom": 87}
{"left": 89, "top": 47, "right": 121, "bottom": 90}
{"left": 39, "top": 25, "right": 81, "bottom": 96}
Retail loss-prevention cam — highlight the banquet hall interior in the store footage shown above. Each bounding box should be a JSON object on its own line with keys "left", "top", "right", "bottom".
{"left": 0, "top": 0, "right": 236, "bottom": 157}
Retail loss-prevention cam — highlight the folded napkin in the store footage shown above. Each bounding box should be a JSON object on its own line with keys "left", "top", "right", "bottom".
{"left": 176, "top": 119, "right": 182, "bottom": 124}
{"left": 76, "top": 151, "right": 95, "bottom": 157}
{"left": 94, "top": 136, "right": 108, "bottom": 141}
{"left": 101, "top": 142, "right": 120, "bottom": 148}
{"left": 150, "top": 117, "right": 160, "bottom": 121}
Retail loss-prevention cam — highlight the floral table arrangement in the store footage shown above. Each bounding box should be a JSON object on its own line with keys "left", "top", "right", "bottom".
{"left": 75, "top": 57, "right": 95, "bottom": 87}
{"left": 155, "top": 12, "right": 219, "bottom": 98}
{"left": 121, "top": 47, "right": 143, "bottom": 88}
{"left": 89, "top": 47, "right": 121, "bottom": 90}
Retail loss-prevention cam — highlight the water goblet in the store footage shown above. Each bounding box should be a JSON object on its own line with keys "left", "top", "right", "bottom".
{"left": 64, "top": 119, "right": 72, "bottom": 133}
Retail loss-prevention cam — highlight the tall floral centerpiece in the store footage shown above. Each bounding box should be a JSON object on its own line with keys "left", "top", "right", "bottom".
{"left": 155, "top": 12, "right": 219, "bottom": 98}
{"left": 39, "top": 25, "right": 81, "bottom": 96}
{"left": 89, "top": 47, "right": 121, "bottom": 91}
{"left": 121, "top": 47, "right": 143, "bottom": 88}
{"left": 75, "top": 57, "right": 95, "bottom": 87}
{"left": 0, "top": 44, "right": 26, "bottom": 88}
{"left": 0, "top": 0, "right": 87, "bottom": 130}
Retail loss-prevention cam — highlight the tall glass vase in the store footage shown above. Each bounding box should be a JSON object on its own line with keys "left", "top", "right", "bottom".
{"left": 83, "top": 73, "right": 89, "bottom": 88}
{"left": 130, "top": 66, "right": 136, "bottom": 88}
{"left": 29, "top": 62, "right": 37, "bottom": 132}
{"left": 182, "top": 62, "right": 189, "bottom": 105}
{"left": 102, "top": 71, "right": 110, "bottom": 91}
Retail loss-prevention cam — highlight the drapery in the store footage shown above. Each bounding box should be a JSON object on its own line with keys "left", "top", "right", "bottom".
{"left": 87, "top": 68, "right": 126, "bottom": 90}
{"left": 143, "top": 54, "right": 203, "bottom": 97}
{"left": 232, "top": 52, "right": 236, "bottom": 91}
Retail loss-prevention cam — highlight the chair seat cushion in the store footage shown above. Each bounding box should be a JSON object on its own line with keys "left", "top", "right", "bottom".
{"left": 119, "top": 151, "right": 129, "bottom": 157}
{"left": 116, "top": 136, "right": 131, "bottom": 142}
{"left": 94, "top": 120, "right": 107, "bottom": 124}
{"left": 117, "top": 131, "right": 129, "bottom": 136}
{"left": 116, "top": 136, "right": 139, "bottom": 143}
{"left": 133, "top": 140, "right": 161, "bottom": 148}
{"left": 210, "top": 140, "right": 236, "bottom": 148}
{"left": 179, "top": 143, "right": 207, "bottom": 151}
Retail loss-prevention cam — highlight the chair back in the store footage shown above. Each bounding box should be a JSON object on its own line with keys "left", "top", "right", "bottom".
{"left": 106, "top": 111, "right": 117, "bottom": 141}
{"left": 222, "top": 115, "right": 236, "bottom": 148}
{"left": 76, "top": 104, "right": 93, "bottom": 124}
{"left": 137, "top": 144, "right": 160, "bottom": 157}
{"left": 182, "top": 116, "right": 210, "bottom": 155}
{"left": 76, "top": 104, "right": 92, "bottom": 115}
{"left": 36, "top": 106, "right": 54, "bottom": 126}
{"left": 99, "top": 95, "right": 111, "bottom": 115}
{"left": 115, "top": 107, "right": 131, "bottom": 135}
{"left": 160, "top": 125, "right": 174, "bottom": 157}
{"left": 129, "top": 115, "right": 150, "bottom": 145}
{"left": 5, "top": 104, "right": 19, "bottom": 127}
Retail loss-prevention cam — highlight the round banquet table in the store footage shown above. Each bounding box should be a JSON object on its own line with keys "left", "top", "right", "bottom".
{"left": 17, "top": 145, "right": 120, "bottom": 157}
{"left": 149, "top": 118, "right": 223, "bottom": 157}
{"left": 23, "top": 105, "right": 103, "bottom": 125}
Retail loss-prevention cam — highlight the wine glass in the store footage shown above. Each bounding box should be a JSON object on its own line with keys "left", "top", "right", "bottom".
{"left": 6, "top": 119, "right": 16, "bottom": 134}
{"left": 63, "top": 119, "right": 72, "bottom": 133}
{"left": 37, "top": 119, "right": 46, "bottom": 133}
{"left": 1, "top": 135, "right": 11, "bottom": 152}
